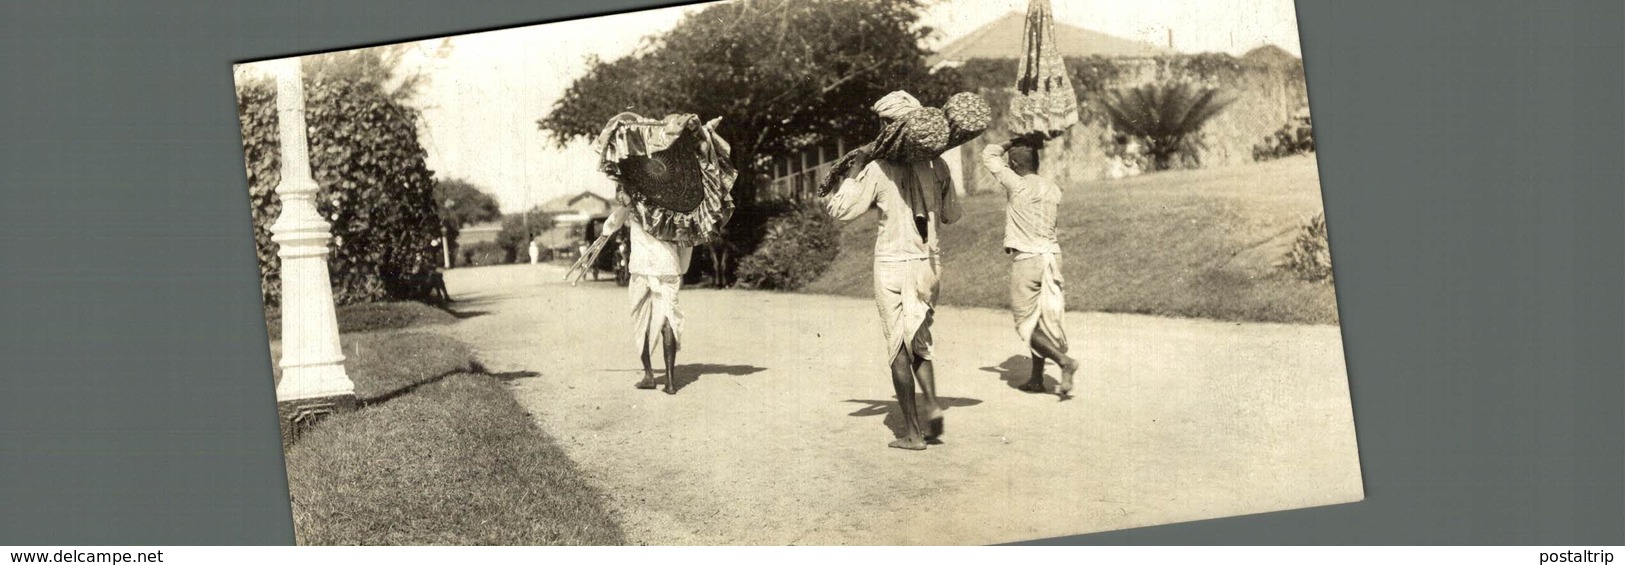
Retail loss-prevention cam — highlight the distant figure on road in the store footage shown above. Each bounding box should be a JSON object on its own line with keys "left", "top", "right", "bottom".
{"left": 982, "top": 138, "right": 1079, "bottom": 398}
{"left": 528, "top": 240, "right": 540, "bottom": 265}
{"left": 603, "top": 189, "right": 693, "bottom": 395}
{"left": 823, "top": 120, "right": 963, "bottom": 451}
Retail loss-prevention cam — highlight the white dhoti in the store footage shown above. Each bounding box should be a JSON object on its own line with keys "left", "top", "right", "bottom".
{"left": 874, "top": 258, "right": 941, "bottom": 360}
{"left": 629, "top": 274, "right": 683, "bottom": 354}
{"left": 1011, "top": 251, "right": 1067, "bottom": 354}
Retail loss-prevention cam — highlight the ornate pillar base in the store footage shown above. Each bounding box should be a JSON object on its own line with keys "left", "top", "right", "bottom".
{"left": 277, "top": 394, "right": 357, "bottom": 449}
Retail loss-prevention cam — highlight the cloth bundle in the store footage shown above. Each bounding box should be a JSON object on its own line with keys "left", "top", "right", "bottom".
{"left": 818, "top": 91, "right": 990, "bottom": 196}
{"left": 593, "top": 112, "right": 737, "bottom": 246}
{"left": 1008, "top": 0, "right": 1080, "bottom": 140}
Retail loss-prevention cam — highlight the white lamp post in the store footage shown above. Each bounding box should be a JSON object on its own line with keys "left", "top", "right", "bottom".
{"left": 442, "top": 198, "right": 455, "bottom": 268}
{"left": 267, "top": 56, "right": 355, "bottom": 443}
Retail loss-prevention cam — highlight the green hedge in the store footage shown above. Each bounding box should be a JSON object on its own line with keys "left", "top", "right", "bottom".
{"left": 238, "top": 77, "right": 443, "bottom": 306}
{"left": 734, "top": 203, "right": 843, "bottom": 290}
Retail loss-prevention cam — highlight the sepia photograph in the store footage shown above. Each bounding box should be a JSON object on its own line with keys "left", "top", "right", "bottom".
{"left": 237, "top": 0, "right": 1363, "bottom": 545}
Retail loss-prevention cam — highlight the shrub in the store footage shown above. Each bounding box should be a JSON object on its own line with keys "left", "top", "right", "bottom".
{"left": 1253, "top": 110, "right": 1315, "bottom": 161}
{"left": 238, "top": 76, "right": 442, "bottom": 306}
{"left": 1280, "top": 213, "right": 1333, "bottom": 283}
{"left": 1099, "top": 81, "right": 1234, "bottom": 171}
{"left": 734, "top": 203, "right": 843, "bottom": 290}
{"left": 460, "top": 241, "right": 509, "bottom": 267}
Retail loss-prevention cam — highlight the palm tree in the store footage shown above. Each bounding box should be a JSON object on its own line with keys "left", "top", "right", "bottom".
{"left": 1099, "top": 82, "right": 1233, "bottom": 171}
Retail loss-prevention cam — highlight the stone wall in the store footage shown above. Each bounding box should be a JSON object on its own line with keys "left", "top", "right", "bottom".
{"left": 958, "top": 57, "right": 1309, "bottom": 194}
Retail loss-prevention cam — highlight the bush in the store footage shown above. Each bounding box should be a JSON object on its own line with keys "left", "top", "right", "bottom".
{"left": 238, "top": 75, "right": 442, "bottom": 306}
{"left": 1253, "top": 111, "right": 1315, "bottom": 161}
{"left": 1280, "top": 213, "right": 1333, "bottom": 283}
{"left": 460, "top": 241, "right": 509, "bottom": 267}
{"left": 734, "top": 203, "right": 843, "bottom": 290}
{"left": 1099, "top": 81, "right": 1233, "bottom": 171}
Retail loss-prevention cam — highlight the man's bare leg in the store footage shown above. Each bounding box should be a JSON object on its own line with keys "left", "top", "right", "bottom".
{"left": 661, "top": 322, "right": 678, "bottom": 395}
{"left": 1019, "top": 353, "right": 1047, "bottom": 393}
{"left": 888, "top": 347, "right": 926, "bottom": 450}
{"left": 636, "top": 335, "right": 657, "bottom": 389}
{"left": 913, "top": 355, "right": 944, "bottom": 440}
{"left": 1030, "top": 331, "right": 1078, "bottom": 397}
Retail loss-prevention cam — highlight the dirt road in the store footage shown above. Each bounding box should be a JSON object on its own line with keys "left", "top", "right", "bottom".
{"left": 440, "top": 264, "right": 1362, "bottom": 545}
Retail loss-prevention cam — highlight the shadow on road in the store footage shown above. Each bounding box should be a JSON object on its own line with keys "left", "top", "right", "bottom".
{"left": 492, "top": 370, "right": 539, "bottom": 382}
{"left": 668, "top": 363, "right": 768, "bottom": 392}
{"left": 844, "top": 396, "right": 983, "bottom": 441}
{"left": 980, "top": 355, "right": 1057, "bottom": 393}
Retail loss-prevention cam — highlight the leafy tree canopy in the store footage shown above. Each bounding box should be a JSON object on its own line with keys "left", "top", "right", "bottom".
{"left": 538, "top": 0, "right": 953, "bottom": 202}
{"left": 435, "top": 178, "right": 503, "bottom": 228}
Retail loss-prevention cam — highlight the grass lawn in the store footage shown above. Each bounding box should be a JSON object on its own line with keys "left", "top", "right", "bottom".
{"left": 265, "top": 300, "right": 457, "bottom": 341}
{"left": 803, "top": 155, "right": 1340, "bottom": 324}
{"left": 284, "top": 373, "right": 627, "bottom": 545}
{"left": 270, "top": 300, "right": 627, "bottom": 544}
{"left": 270, "top": 331, "right": 478, "bottom": 401}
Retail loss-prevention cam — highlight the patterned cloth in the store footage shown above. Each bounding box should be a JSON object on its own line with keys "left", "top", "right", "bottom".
{"left": 818, "top": 91, "right": 990, "bottom": 196}
{"left": 1009, "top": 0, "right": 1080, "bottom": 139}
{"left": 871, "top": 107, "right": 951, "bottom": 164}
{"left": 593, "top": 112, "right": 736, "bottom": 246}
{"left": 944, "top": 92, "right": 993, "bottom": 148}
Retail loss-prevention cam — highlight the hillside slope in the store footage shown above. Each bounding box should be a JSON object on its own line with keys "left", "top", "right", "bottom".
{"left": 803, "top": 156, "right": 1340, "bottom": 325}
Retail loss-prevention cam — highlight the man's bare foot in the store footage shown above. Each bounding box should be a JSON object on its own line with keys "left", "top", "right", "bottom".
{"left": 1057, "top": 360, "right": 1079, "bottom": 398}
{"left": 922, "top": 405, "right": 945, "bottom": 440}
{"left": 888, "top": 436, "right": 927, "bottom": 451}
{"left": 635, "top": 376, "right": 657, "bottom": 390}
{"left": 1017, "top": 379, "right": 1046, "bottom": 393}
{"left": 663, "top": 384, "right": 677, "bottom": 395}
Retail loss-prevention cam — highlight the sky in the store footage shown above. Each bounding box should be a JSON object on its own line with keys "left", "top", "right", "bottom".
{"left": 322, "top": 0, "right": 1306, "bottom": 214}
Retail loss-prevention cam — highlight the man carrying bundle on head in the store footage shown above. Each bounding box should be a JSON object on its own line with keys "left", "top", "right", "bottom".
{"left": 821, "top": 90, "right": 988, "bottom": 451}
{"left": 571, "top": 112, "right": 735, "bottom": 395}
{"left": 982, "top": 137, "right": 1079, "bottom": 398}
{"left": 981, "top": 0, "right": 1085, "bottom": 399}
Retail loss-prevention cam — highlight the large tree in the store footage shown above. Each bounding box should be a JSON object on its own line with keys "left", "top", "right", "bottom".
{"left": 433, "top": 178, "right": 503, "bottom": 265}
{"left": 301, "top": 40, "right": 454, "bottom": 103}
{"left": 538, "top": 0, "right": 949, "bottom": 205}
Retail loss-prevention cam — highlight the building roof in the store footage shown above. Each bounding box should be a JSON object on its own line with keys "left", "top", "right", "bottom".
{"left": 929, "top": 11, "right": 1167, "bottom": 65}
{"left": 540, "top": 190, "right": 612, "bottom": 213}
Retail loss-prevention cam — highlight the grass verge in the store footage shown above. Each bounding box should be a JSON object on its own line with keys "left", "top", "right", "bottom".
{"left": 284, "top": 373, "right": 627, "bottom": 545}
{"left": 270, "top": 331, "right": 477, "bottom": 401}
{"left": 265, "top": 300, "right": 457, "bottom": 340}
{"left": 803, "top": 155, "right": 1340, "bottom": 324}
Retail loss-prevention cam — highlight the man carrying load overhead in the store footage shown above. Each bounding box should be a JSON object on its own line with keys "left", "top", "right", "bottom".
{"left": 568, "top": 112, "right": 735, "bottom": 395}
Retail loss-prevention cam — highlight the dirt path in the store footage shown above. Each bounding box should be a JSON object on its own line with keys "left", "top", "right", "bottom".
{"left": 440, "top": 264, "right": 1362, "bottom": 545}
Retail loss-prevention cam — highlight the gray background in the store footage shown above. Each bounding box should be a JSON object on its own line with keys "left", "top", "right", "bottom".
{"left": 1, "top": 0, "right": 1620, "bottom": 545}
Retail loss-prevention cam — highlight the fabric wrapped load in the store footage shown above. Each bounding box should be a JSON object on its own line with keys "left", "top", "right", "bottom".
{"left": 593, "top": 112, "right": 737, "bottom": 246}
{"left": 1008, "top": 0, "right": 1080, "bottom": 139}
{"left": 818, "top": 91, "right": 990, "bottom": 196}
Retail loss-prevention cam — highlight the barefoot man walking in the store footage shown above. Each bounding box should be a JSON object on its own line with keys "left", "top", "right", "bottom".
{"left": 603, "top": 189, "right": 691, "bottom": 395}
{"left": 580, "top": 112, "right": 735, "bottom": 396}
{"left": 981, "top": 138, "right": 1080, "bottom": 397}
{"left": 823, "top": 94, "right": 964, "bottom": 450}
